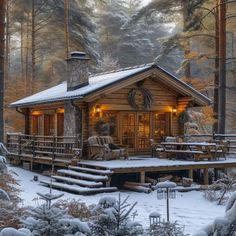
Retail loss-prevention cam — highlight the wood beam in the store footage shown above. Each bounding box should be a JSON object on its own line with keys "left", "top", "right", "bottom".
{"left": 140, "top": 171, "right": 146, "bottom": 183}
{"left": 188, "top": 169, "right": 193, "bottom": 179}
{"left": 203, "top": 168, "right": 209, "bottom": 185}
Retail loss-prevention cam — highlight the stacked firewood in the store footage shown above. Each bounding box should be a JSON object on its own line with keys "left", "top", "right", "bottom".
{"left": 123, "top": 175, "right": 173, "bottom": 193}
{"left": 123, "top": 174, "right": 195, "bottom": 193}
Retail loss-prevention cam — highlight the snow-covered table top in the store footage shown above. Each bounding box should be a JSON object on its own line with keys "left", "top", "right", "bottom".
{"left": 161, "top": 142, "right": 217, "bottom": 146}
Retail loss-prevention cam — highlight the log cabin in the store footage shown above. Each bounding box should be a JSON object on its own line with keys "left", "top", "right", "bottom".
{"left": 10, "top": 51, "right": 236, "bottom": 193}
{"left": 9, "top": 51, "right": 211, "bottom": 158}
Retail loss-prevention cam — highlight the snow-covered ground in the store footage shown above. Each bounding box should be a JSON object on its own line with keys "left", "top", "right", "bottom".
{"left": 9, "top": 165, "right": 225, "bottom": 235}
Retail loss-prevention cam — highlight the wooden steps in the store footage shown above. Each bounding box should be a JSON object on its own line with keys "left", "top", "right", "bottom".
{"left": 68, "top": 165, "right": 113, "bottom": 175}
{"left": 40, "top": 163, "right": 116, "bottom": 195}
{"left": 57, "top": 169, "right": 109, "bottom": 181}
{"left": 51, "top": 176, "right": 103, "bottom": 188}
{"left": 40, "top": 180, "right": 117, "bottom": 194}
{"left": 77, "top": 162, "right": 109, "bottom": 170}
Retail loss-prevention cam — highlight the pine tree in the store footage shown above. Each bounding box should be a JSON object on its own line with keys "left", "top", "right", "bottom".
{"left": 96, "top": 54, "right": 120, "bottom": 72}
{"left": 23, "top": 193, "right": 67, "bottom": 236}
{"left": 23, "top": 192, "right": 91, "bottom": 236}
{"left": 96, "top": 0, "right": 165, "bottom": 68}
{"left": 150, "top": 221, "right": 188, "bottom": 236}
{"left": 91, "top": 194, "right": 143, "bottom": 236}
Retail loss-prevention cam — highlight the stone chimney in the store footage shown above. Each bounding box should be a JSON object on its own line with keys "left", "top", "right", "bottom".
{"left": 66, "top": 51, "right": 90, "bottom": 91}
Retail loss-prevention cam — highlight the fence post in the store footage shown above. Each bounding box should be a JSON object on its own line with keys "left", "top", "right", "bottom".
{"left": 6, "top": 133, "right": 9, "bottom": 149}
{"left": 75, "top": 134, "right": 80, "bottom": 148}
{"left": 31, "top": 135, "right": 36, "bottom": 170}
{"left": 32, "top": 135, "right": 36, "bottom": 157}
{"left": 213, "top": 132, "right": 215, "bottom": 140}
{"left": 52, "top": 135, "right": 56, "bottom": 160}
{"left": 18, "top": 134, "right": 22, "bottom": 156}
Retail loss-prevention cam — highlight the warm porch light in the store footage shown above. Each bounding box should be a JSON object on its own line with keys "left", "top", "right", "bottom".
{"left": 56, "top": 108, "right": 65, "bottom": 113}
{"left": 172, "top": 107, "right": 177, "bottom": 116}
{"left": 31, "top": 111, "right": 42, "bottom": 116}
{"left": 94, "top": 104, "right": 101, "bottom": 117}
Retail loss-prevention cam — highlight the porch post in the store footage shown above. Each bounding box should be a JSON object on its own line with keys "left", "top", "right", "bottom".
{"left": 140, "top": 171, "right": 146, "bottom": 183}
{"left": 203, "top": 168, "right": 209, "bottom": 185}
{"left": 188, "top": 169, "right": 193, "bottom": 179}
{"left": 25, "top": 108, "right": 30, "bottom": 134}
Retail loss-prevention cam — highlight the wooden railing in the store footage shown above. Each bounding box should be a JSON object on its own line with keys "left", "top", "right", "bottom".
{"left": 6, "top": 133, "right": 81, "bottom": 159}
{"left": 184, "top": 133, "right": 236, "bottom": 154}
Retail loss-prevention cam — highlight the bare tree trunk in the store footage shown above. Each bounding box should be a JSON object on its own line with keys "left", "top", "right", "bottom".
{"left": 0, "top": 0, "right": 5, "bottom": 142}
{"left": 21, "top": 20, "right": 24, "bottom": 79}
{"left": 4, "top": 0, "right": 9, "bottom": 82}
{"left": 64, "top": 0, "right": 69, "bottom": 58}
{"left": 31, "top": 0, "right": 35, "bottom": 94}
{"left": 182, "top": 1, "right": 192, "bottom": 83}
{"left": 213, "top": 0, "right": 219, "bottom": 133}
{"left": 25, "top": 12, "right": 30, "bottom": 95}
{"left": 218, "top": 0, "right": 226, "bottom": 134}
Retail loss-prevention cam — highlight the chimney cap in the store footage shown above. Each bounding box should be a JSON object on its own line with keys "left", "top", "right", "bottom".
{"left": 67, "top": 51, "right": 90, "bottom": 60}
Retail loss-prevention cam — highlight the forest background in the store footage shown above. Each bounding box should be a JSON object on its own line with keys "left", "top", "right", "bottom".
{"left": 4, "top": 0, "right": 236, "bottom": 134}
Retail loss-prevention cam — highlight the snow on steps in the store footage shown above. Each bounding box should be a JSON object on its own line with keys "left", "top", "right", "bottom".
{"left": 57, "top": 169, "right": 109, "bottom": 182}
{"left": 40, "top": 180, "right": 117, "bottom": 194}
{"left": 51, "top": 176, "right": 103, "bottom": 188}
{"left": 40, "top": 164, "right": 116, "bottom": 194}
{"left": 77, "top": 162, "right": 109, "bottom": 170}
{"left": 68, "top": 165, "right": 113, "bottom": 175}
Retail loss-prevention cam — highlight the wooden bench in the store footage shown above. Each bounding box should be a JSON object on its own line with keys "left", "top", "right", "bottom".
{"left": 165, "top": 150, "right": 204, "bottom": 160}
{"left": 161, "top": 141, "right": 222, "bottom": 161}
{"left": 87, "top": 136, "right": 129, "bottom": 160}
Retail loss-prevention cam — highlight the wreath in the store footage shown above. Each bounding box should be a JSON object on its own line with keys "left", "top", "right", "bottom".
{"left": 128, "top": 87, "right": 153, "bottom": 110}
{"left": 94, "top": 119, "right": 110, "bottom": 136}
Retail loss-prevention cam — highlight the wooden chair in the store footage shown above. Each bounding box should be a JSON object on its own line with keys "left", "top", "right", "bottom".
{"left": 150, "top": 139, "right": 165, "bottom": 158}
{"left": 87, "top": 136, "right": 128, "bottom": 160}
{"left": 215, "top": 140, "right": 229, "bottom": 160}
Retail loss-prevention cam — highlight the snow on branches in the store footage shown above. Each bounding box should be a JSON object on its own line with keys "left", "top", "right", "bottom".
{"left": 90, "top": 194, "right": 143, "bottom": 236}
{"left": 194, "top": 191, "right": 236, "bottom": 236}
{"left": 204, "top": 174, "right": 236, "bottom": 205}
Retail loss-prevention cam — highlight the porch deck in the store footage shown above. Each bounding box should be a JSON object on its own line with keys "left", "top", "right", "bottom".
{"left": 81, "top": 157, "right": 236, "bottom": 173}
{"left": 79, "top": 157, "right": 236, "bottom": 185}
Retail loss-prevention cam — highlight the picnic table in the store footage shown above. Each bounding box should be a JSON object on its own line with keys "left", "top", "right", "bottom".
{"left": 159, "top": 142, "right": 226, "bottom": 161}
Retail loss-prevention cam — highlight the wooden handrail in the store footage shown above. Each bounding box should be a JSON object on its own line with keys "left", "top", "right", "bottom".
{"left": 7, "top": 133, "right": 81, "bottom": 159}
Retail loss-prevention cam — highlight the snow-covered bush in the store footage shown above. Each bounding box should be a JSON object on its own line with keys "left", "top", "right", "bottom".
{"left": 22, "top": 193, "right": 68, "bottom": 236}
{"left": 61, "top": 218, "right": 91, "bottom": 236}
{"left": 0, "top": 155, "right": 7, "bottom": 173}
{"left": 90, "top": 194, "right": 143, "bottom": 236}
{"left": 0, "top": 188, "right": 10, "bottom": 201}
{"left": 149, "top": 221, "right": 188, "bottom": 236}
{"left": 56, "top": 199, "right": 93, "bottom": 220}
{"left": 23, "top": 205, "right": 68, "bottom": 236}
{"left": 0, "top": 158, "right": 23, "bottom": 229}
{"left": 0, "top": 200, "right": 24, "bottom": 229}
{"left": 194, "top": 191, "right": 236, "bottom": 235}
{"left": 22, "top": 193, "right": 92, "bottom": 236}
{"left": 0, "top": 227, "right": 32, "bottom": 236}
{"left": 204, "top": 174, "right": 236, "bottom": 205}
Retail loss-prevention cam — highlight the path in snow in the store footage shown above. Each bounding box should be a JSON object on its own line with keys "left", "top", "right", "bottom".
{"left": 8, "top": 165, "right": 225, "bottom": 235}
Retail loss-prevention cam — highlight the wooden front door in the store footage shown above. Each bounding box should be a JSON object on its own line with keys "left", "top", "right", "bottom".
{"left": 136, "top": 112, "right": 150, "bottom": 152}
{"left": 120, "top": 112, "right": 151, "bottom": 154}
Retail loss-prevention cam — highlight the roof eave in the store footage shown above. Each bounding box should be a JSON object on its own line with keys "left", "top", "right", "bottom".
{"left": 153, "top": 65, "right": 212, "bottom": 106}
{"left": 9, "top": 95, "right": 84, "bottom": 108}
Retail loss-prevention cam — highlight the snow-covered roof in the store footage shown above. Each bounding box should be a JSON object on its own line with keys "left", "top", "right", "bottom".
{"left": 10, "top": 63, "right": 211, "bottom": 107}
